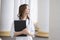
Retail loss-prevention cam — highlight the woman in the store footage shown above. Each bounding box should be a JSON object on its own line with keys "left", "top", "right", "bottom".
{"left": 11, "top": 4, "right": 35, "bottom": 40}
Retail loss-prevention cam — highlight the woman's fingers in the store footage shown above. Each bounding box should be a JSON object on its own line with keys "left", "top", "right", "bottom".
{"left": 22, "top": 28, "right": 30, "bottom": 34}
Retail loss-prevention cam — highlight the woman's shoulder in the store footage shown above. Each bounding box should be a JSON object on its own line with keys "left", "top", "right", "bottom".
{"left": 26, "top": 19, "right": 34, "bottom": 24}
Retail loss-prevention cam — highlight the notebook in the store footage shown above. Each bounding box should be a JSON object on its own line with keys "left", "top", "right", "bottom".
{"left": 14, "top": 20, "right": 27, "bottom": 36}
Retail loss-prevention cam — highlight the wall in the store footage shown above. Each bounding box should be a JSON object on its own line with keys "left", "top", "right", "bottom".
{"left": 0, "top": 0, "right": 14, "bottom": 32}
{"left": 38, "top": 0, "right": 49, "bottom": 32}
{"left": 0, "top": 0, "right": 1, "bottom": 27}
{"left": 30, "top": 0, "right": 38, "bottom": 23}
{"left": 0, "top": 0, "right": 15, "bottom": 39}
{"left": 49, "top": 0, "right": 60, "bottom": 40}
{"left": 14, "top": 0, "right": 20, "bottom": 20}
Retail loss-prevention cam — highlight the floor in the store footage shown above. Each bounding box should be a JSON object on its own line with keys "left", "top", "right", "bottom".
{"left": 33, "top": 37, "right": 48, "bottom": 40}
{"left": 0, "top": 37, "right": 48, "bottom": 40}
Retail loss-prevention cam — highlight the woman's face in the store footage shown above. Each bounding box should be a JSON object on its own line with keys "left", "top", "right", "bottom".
{"left": 23, "top": 6, "right": 30, "bottom": 16}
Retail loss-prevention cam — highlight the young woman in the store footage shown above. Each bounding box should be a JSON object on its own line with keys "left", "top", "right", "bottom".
{"left": 11, "top": 4, "right": 35, "bottom": 40}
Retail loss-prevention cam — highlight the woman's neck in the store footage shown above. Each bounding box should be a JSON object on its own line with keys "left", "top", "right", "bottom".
{"left": 21, "top": 16, "right": 27, "bottom": 20}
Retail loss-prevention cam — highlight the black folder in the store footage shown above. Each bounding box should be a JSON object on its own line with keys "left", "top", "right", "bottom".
{"left": 14, "top": 20, "right": 27, "bottom": 36}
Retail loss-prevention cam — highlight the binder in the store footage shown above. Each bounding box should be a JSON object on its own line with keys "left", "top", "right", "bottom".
{"left": 14, "top": 20, "right": 27, "bottom": 36}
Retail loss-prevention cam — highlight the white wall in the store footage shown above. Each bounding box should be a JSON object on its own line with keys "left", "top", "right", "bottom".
{"left": 14, "top": 0, "right": 20, "bottom": 20}
{"left": 49, "top": 0, "right": 60, "bottom": 40}
{"left": 0, "top": 0, "right": 1, "bottom": 27}
{"left": 30, "top": 0, "right": 38, "bottom": 23}
{"left": 0, "top": 0, "right": 14, "bottom": 31}
{"left": 38, "top": 0, "right": 49, "bottom": 32}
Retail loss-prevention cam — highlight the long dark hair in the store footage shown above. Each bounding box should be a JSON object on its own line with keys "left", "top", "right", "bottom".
{"left": 18, "top": 4, "right": 29, "bottom": 20}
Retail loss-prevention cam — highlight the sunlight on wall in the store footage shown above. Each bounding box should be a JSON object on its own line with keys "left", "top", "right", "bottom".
{"left": 30, "top": 0, "right": 38, "bottom": 23}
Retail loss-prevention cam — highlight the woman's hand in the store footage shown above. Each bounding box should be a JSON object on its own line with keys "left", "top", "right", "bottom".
{"left": 21, "top": 28, "right": 34, "bottom": 37}
{"left": 14, "top": 28, "right": 34, "bottom": 37}
{"left": 14, "top": 28, "right": 30, "bottom": 36}
{"left": 21, "top": 28, "right": 30, "bottom": 35}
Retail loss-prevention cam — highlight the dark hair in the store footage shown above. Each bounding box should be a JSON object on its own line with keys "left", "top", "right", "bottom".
{"left": 18, "top": 4, "right": 29, "bottom": 20}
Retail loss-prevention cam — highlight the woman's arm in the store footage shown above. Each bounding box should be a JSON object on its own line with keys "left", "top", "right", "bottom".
{"left": 14, "top": 28, "right": 30, "bottom": 36}
{"left": 27, "top": 20, "right": 35, "bottom": 37}
{"left": 10, "top": 22, "right": 23, "bottom": 37}
{"left": 14, "top": 31, "right": 22, "bottom": 36}
{"left": 28, "top": 25, "right": 35, "bottom": 37}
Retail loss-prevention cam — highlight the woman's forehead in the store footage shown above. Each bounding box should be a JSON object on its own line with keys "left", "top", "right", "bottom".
{"left": 26, "top": 6, "right": 30, "bottom": 9}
